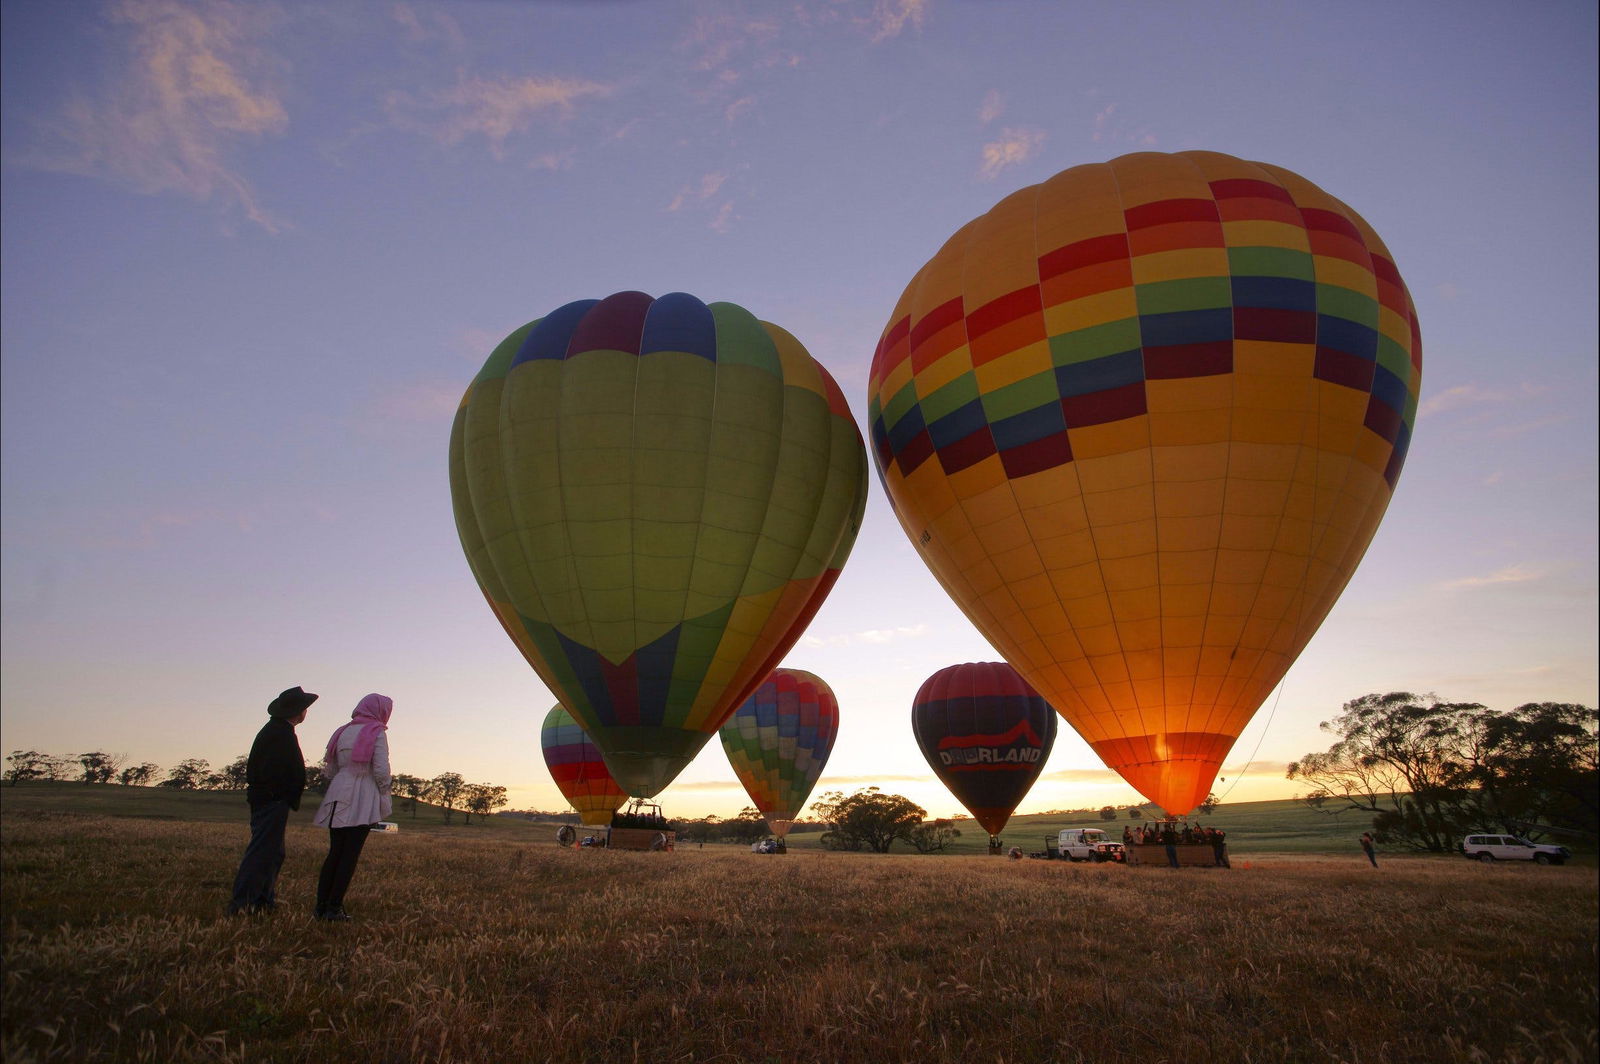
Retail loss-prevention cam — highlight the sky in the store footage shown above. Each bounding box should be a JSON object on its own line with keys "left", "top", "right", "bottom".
{"left": 2, "top": 0, "right": 1596, "bottom": 823}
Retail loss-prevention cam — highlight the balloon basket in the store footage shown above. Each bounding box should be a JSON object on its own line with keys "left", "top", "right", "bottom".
{"left": 607, "top": 827, "right": 675, "bottom": 851}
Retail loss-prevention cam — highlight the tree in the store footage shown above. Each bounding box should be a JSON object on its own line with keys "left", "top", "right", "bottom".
{"left": 305, "top": 762, "right": 331, "bottom": 795}
{"left": 119, "top": 762, "right": 159, "bottom": 787}
{"left": 6, "top": 750, "right": 47, "bottom": 785}
{"left": 1287, "top": 692, "right": 1599, "bottom": 851}
{"left": 1127, "top": 806, "right": 1144, "bottom": 819}
{"left": 463, "top": 783, "right": 509, "bottom": 824}
{"left": 1199, "top": 792, "right": 1220, "bottom": 814}
{"left": 217, "top": 755, "right": 249, "bottom": 790}
{"left": 392, "top": 773, "right": 432, "bottom": 817}
{"left": 431, "top": 772, "right": 466, "bottom": 825}
{"left": 812, "top": 787, "right": 927, "bottom": 853}
{"left": 723, "top": 807, "right": 770, "bottom": 844}
{"left": 905, "top": 818, "right": 962, "bottom": 853}
{"left": 1463, "top": 703, "right": 1598, "bottom": 839}
{"left": 77, "top": 751, "right": 125, "bottom": 784}
{"left": 1098, "top": 805, "right": 1117, "bottom": 821}
{"left": 161, "top": 758, "right": 210, "bottom": 790}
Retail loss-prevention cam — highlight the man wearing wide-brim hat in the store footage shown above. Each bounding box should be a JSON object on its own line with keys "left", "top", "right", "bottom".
{"left": 227, "top": 685, "right": 317, "bottom": 915}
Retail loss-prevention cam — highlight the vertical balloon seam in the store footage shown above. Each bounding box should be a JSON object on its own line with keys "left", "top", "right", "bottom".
{"left": 1226, "top": 179, "right": 1372, "bottom": 752}
{"left": 686, "top": 305, "right": 785, "bottom": 734}
{"left": 1167, "top": 150, "right": 1242, "bottom": 775}
{"left": 1197, "top": 155, "right": 1326, "bottom": 755}
{"left": 1099, "top": 159, "right": 1159, "bottom": 754}
{"left": 671, "top": 297, "right": 737, "bottom": 733}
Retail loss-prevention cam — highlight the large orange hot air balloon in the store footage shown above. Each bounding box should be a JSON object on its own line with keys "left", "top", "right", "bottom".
{"left": 868, "top": 151, "right": 1420, "bottom": 815}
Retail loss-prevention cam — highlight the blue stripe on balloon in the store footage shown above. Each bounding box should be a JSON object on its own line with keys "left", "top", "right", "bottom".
{"left": 642, "top": 292, "right": 718, "bottom": 362}
{"left": 513, "top": 299, "right": 600, "bottom": 365}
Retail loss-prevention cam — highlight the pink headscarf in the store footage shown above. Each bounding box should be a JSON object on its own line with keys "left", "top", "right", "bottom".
{"left": 324, "top": 693, "right": 393, "bottom": 770}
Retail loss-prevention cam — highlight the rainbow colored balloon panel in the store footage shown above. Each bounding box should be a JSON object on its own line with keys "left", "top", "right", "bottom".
{"left": 540, "top": 704, "right": 628, "bottom": 827}
{"left": 719, "top": 668, "right": 840, "bottom": 837}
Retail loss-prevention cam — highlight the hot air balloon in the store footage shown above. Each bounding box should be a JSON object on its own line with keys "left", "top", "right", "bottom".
{"left": 869, "top": 151, "right": 1421, "bottom": 816}
{"left": 911, "top": 662, "right": 1057, "bottom": 851}
{"left": 541, "top": 704, "right": 629, "bottom": 827}
{"left": 719, "top": 668, "right": 840, "bottom": 838}
{"left": 452, "top": 291, "right": 868, "bottom": 799}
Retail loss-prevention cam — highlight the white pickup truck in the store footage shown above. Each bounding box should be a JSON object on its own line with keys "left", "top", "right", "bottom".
{"left": 1057, "top": 828, "right": 1126, "bottom": 862}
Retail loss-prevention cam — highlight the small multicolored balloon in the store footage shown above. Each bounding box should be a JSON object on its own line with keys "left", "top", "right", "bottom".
{"left": 719, "top": 668, "right": 840, "bottom": 837}
{"left": 540, "top": 705, "right": 628, "bottom": 827}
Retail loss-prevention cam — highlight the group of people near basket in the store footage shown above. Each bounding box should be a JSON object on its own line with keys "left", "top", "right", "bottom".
{"left": 1123, "top": 823, "right": 1226, "bottom": 847}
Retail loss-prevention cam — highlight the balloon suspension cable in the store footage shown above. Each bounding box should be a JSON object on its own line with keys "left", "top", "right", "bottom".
{"left": 1214, "top": 677, "right": 1287, "bottom": 805}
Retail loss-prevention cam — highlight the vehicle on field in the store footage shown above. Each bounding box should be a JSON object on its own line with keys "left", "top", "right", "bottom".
{"left": 1057, "top": 828, "right": 1126, "bottom": 862}
{"left": 1460, "top": 834, "right": 1570, "bottom": 865}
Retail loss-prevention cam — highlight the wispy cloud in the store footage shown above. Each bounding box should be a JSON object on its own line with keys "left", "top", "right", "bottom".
{"left": 978, "top": 127, "right": 1044, "bottom": 180}
{"left": 385, "top": 73, "right": 611, "bottom": 159}
{"left": 389, "top": 2, "right": 464, "bottom": 49}
{"left": 801, "top": 623, "right": 929, "bottom": 648}
{"left": 22, "top": 0, "right": 289, "bottom": 232}
{"left": 860, "top": 0, "right": 930, "bottom": 42}
{"left": 667, "top": 171, "right": 728, "bottom": 211}
{"left": 978, "top": 89, "right": 1004, "bottom": 124}
{"left": 1091, "top": 102, "right": 1158, "bottom": 147}
{"left": 1436, "top": 565, "right": 1544, "bottom": 592}
{"left": 666, "top": 172, "right": 737, "bottom": 232}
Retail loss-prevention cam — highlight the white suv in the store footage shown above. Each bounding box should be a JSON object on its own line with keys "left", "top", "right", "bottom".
{"left": 1460, "top": 834, "right": 1570, "bottom": 865}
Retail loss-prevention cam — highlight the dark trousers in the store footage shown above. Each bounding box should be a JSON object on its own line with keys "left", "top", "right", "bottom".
{"left": 1164, "top": 843, "right": 1180, "bottom": 869}
{"left": 229, "top": 799, "right": 290, "bottom": 913}
{"left": 317, "top": 825, "right": 372, "bottom": 914}
{"left": 1363, "top": 845, "right": 1378, "bottom": 868}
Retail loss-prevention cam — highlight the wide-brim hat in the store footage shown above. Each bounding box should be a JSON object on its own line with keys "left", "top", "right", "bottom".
{"left": 268, "top": 686, "right": 319, "bottom": 718}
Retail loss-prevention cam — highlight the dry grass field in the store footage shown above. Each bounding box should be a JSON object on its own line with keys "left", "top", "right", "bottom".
{"left": 2, "top": 801, "right": 1596, "bottom": 1064}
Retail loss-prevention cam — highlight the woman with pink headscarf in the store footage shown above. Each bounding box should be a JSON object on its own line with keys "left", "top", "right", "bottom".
{"left": 313, "top": 693, "right": 393, "bottom": 921}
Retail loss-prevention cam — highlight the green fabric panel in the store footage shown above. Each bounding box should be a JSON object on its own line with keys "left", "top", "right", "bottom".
{"left": 982, "top": 368, "right": 1062, "bottom": 423}
{"left": 918, "top": 373, "right": 980, "bottom": 424}
{"left": 685, "top": 362, "right": 786, "bottom": 617}
{"left": 665, "top": 600, "right": 735, "bottom": 724}
{"left": 740, "top": 385, "right": 834, "bottom": 591}
{"left": 465, "top": 371, "right": 556, "bottom": 631}
{"left": 473, "top": 320, "right": 536, "bottom": 387}
{"left": 1314, "top": 284, "right": 1379, "bottom": 325}
{"left": 1376, "top": 335, "right": 1412, "bottom": 380}
{"left": 1049, "top": 318, "right": 1142, "bottom": 365}
{"left": 1227, "top": 246, "right": 1314, "bottom": 280}
{"left": 593, "top": 726, "right": 712, "bottom": 798}
{"left": 880, "top": 379, "right": 920, "bottom": 431}
{"left": 1134, "top": 276, "right": 1233, "bottom": 315}
{"left": 708, "top": 302, "right": 782, "bottom": 374}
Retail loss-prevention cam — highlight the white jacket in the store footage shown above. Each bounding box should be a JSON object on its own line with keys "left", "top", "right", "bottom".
{"left": 314, "top": 728, "right": 392, "bottom": 829}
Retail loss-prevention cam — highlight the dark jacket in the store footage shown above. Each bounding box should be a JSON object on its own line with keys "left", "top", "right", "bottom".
{"left": 245, "top": 717, "right": 307, "bottom": 810}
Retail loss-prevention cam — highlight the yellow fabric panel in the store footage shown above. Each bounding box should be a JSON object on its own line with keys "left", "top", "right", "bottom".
{"left": 1069, "top": 417, "right": 1150, "bottom": 459}
{"left": 1130, "top": 247, "right": 1230, "bottom": 283}
{"left": 916, "top": 347, "right": 975, "bottom": 396}
{"left": 974, "top": 340, "right": 1052, "bottom": 392}
{"left": 1312, "top": 258, "right": 1378, "bottom": 295}
{"left": 1146, "top": 374, "right": 1232, "bottom": 414}
{"left": 1159, "top": 550, "right": 1216, "bottom": 587}
{"left": 1043, "top": 289, "right": 1139, "bottom": 334}
{"left": 1099, "top": 555, "right": 1159, "bottom": 592}
{"left": 1155, "top": 478, "right": 1226, "bottom": 518}
{"left": 1156, "top": 513, "right": 1222, "bottom": 553}
{"left": 960, "top": 185, "right": 1041, "bottom": 310}
{"left": 1234, "top": 341, "right": 1314, "bottom": 377}
{"left": 948, "top": 451, "right": 1010, "bottom": 500}
{"left": 1221, "top": 219, "right": 1312, "bottom": 250}
{"left": 1035, "top": 163, "right": 1124, "bottom": 248}
{"left": 1108, "top": 152, "right": 1209, "bottom": 206}
{"left": 1149, "top": 408, "right": 1231, "bottom": 446}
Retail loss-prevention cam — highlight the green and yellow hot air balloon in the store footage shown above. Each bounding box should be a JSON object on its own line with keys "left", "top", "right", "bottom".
{"left": 452, "top": 291, "right": 867, "bottom": 798}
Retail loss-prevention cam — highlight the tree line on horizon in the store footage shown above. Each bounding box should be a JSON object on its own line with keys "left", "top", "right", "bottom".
{"left": 2, "top": 750, "right": 510, "bottom": 826}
